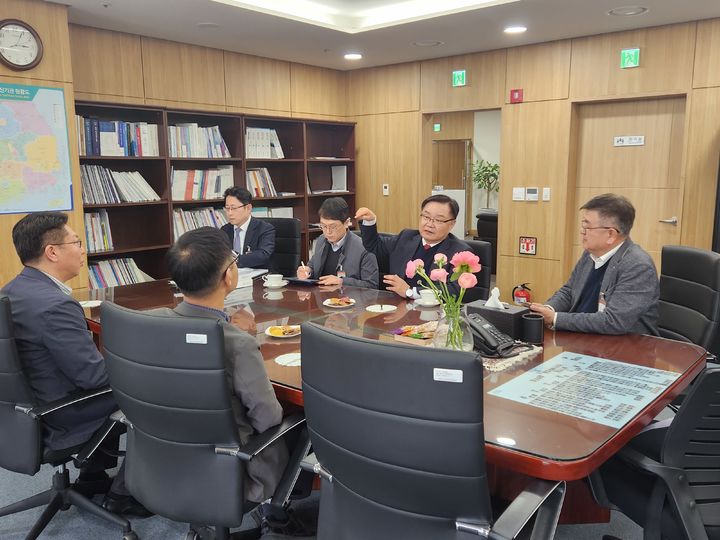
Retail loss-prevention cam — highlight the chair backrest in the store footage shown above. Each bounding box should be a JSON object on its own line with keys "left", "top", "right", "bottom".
{"left": 257, "top": 217, "right": 301, "bottom": 276}
{"left": 0, "top": 295, "right": 42, "bottom": 475}
{"left": 301, "top": 322, "right": 492, "bottom": 538}
{"left": 662, "top": 366, "right": 720, "bottom": 536}
{"left": 658, "top": 246, "right": 720, "bottom": 353}
{"left": 463, "top": 239, "right": 493, "bottom": 303}
{"left": 100, "top": 302, "right": 247, "bottom": 527}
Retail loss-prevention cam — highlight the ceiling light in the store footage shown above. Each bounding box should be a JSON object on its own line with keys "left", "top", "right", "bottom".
{"left": 344, "top": 53, "right": 362, "bottom": 60}
{"left": 504, "top": 25, "right": 527, "bottom": 34}
{"left": 608, "top": 6, "right": 649, "bottom": 16}
{"left": 413, "top": 40, "right": 444, "bottom": 47}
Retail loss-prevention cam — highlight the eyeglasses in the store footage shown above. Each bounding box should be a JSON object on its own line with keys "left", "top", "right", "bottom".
{"left": 48, "top": 240, "right": 83, "bottom": 248}
{"left": 420, "top": 214, "right": 455, "bottom": 226}
{"left": 580, "top": 225, "right": 619, "bottom": 234}
{"left": 223, "top": 250, "right": 240, "bottom": 276}
{"left": 224, "top": 204, "right": 248, "bottom": 212}
{"left": 318, "top": 222, "right": 345, "bottom": 233}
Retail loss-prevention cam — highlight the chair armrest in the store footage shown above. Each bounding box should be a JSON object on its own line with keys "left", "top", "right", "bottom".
{"left": 15, "top": 386, "right": 112, "bottom": 419}
{"left": 215, "top": 413, "right": 305, "bottom": 461}
{"left": 483, "top": 480, "right": 565, "bottom": 540}
{"left": 300, "top": 452, "right": 333, "bottom": 483}
{"left": 74, "top": 415, "right": 125, "bottom": 468}
{"left": 707, "top": 353, "right": 718, "bottom": 366}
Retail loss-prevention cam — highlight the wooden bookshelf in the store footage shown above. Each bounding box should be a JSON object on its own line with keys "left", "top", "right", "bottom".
{"left": 75, "top": 101, "right": 355, "bottom": 287}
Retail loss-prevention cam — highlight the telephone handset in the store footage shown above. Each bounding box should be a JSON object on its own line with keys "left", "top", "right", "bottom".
{"left": 466, "top": 312, "right": 515, "bottom": 356}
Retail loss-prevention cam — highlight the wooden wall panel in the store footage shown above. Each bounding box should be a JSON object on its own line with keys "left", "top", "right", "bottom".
{"left": 505, "top": 40, "right": 571, "bottom": 103}
{"left": 496, "top": 256, "right": 564, "bottom": 305}
{"left": 421, "top": 50, "right": 506, "bottom": 113}
{"left": 681, "top": 87, "right": 720, "bottom": 248}
{"left": 69, "top": 25, "right": 144, "bottom": 100}
{"left": 224, "top": 52, "right": 291, "bottom": 113}
{"left": 141, "top": 37, "right": 226, "bottom": 107}
{"left": 73, "top": 92, "right": 145, "bottom": 106}
{"left": 570, "top": 23, "right": 696, "bottom": 98}
{"left": 0, "top": 0, "right": 72, "bottom": 83}
{"left": 347, "top": 63, "right": 420, "bottom": 115}
{"left": 143, "top": 98, "right": 226, "bottom": 112}
{"left": 429, "top": 111, "right": 474, "bottom": 141}
{"left": 693, "top": 18, "right": 720, "bottom": 89}
{"left": 290, "top": 64, "right": 347, "bottom": 117}
{"left": 354, "top": 112, "right": 423, "bottom": 233}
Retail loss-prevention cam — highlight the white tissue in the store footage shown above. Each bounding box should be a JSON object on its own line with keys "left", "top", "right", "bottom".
{"left": 485, "top": 287, "right": 505, "bottom": 309}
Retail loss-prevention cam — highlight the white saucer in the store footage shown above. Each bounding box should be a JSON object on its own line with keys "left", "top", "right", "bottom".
{"left": 265, "top": 326, "right": 301, "bottom": 338}
{"left": 79, "top": 300, "right": 102, "bottom": 308}
{"left": 274, "top": 352, "right": 302, "bottom": 367}
{"left": 415, "top": 298, "right": 441, "bottom": 307}
{"left": 365, "top": 304, "right": 397, "bottom": 313}
{"left": 323, "top": 298, "right": 356, "bottom": 309}
{"left": 264, "top": 280, "right": 288, "bottom": 289}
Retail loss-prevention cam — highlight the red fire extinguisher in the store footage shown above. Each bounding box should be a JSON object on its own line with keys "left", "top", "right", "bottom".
{"left": 512, "top": 283, "right": 532, "bottom": 305}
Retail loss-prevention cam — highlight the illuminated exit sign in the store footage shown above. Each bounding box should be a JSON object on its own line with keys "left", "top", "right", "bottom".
{"left": 452, "top": 70, "right": 466, "bottom": 87}
{"left": 620, "top": 48, "right": 640, "bottom": 69}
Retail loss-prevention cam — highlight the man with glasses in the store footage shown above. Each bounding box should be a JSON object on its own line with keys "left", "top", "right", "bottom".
{"left": 1, "top": 212, "right": 150, "bottom": 516}
{"left": 355, "top": 194, "right": 474, "bottom": 298}
{"left": 297, "top": 197, "right": 378, "bottom": 288}
{"left": 220, "top": 186, "right": 275, "bottom": 269}
{"left": 530, "top": 193, "right": 659, "bottom": 335}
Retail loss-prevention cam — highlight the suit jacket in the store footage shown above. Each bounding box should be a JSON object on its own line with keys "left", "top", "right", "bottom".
{"left": 547, "top": 239, "right": 660, "bottom": 335}
{"left": 360, "top": 224, "right": 474, "bottom": 296}
{"left": 1, "top": 267, "right": 117, "bottom": 450}
{"left": 221, "top": 217, "right": 275, "bottom": 269}
{"left": 150, "top": 301, "right": 287, "bottom": 503}
{"left": 308, "top": 231, "right": 379, "bottom": 289}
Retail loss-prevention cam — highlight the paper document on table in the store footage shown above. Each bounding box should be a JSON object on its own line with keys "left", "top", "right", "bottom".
{"left": 488, "top": 352, "right": 680, "bottom": 428}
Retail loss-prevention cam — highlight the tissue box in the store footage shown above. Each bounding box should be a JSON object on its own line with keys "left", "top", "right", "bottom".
{"left": 465, "top": 300, "right": 529, "bottom": 339}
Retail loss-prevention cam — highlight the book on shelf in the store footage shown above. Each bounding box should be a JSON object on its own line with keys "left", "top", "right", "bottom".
{"left": 84, "top": 209, "right": 114, "bottom": 253}
{"left": 245, "top": 127, "right": 284, "bottom": 159}
{"left": 277, "top": 192, "right": 296, "bottom": 197}
{"left": 168, "top": 123, "right": 231, "bottom": 158}
{"left": 331, "top": 165, "right": 347, "bottom": 191}
{"left": 250, "top": 207, "right": 294, "bottom": 218}
{"left": 246, "top": 168, "right": 277, "bottom": 198}
{"left": 80, "top": 165, "right": 161, "bottom": 204}
{"left": 76, "top": 116, "right": 159, "bottom": 157}
{"left": 171, "top": 165, "right": 234, "bottom": 201}
{"left": 88, "top": 258, "right": 152, "bottom": 289}
{"left": 172, "top": 207, "right": 229, "bottom": 237}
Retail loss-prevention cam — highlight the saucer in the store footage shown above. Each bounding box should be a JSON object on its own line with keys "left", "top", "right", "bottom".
{"left": 274, "top": 352, "right": 302, "bottom": 367}
{"left": 265, "top": 325, "right": 301, "bottom": 338}
{"left": 264, "top": 280, "right": 288, "bottom": 289}
{"left": 415, "top": 298, "right": 441, "bottom": 307}
{"left": 365, "top": 304, "right": 397, "bottom": 313}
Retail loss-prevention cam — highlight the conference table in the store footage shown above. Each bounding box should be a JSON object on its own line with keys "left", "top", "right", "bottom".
{"left": 75, "top": 278, "right": 706, "bottom": 485}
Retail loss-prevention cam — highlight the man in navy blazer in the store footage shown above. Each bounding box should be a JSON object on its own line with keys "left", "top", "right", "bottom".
{"left": 355, "top": 194, "right": 474, "bottom": 298}
{"left": 220, "top": 186, "right": 275, "bottom": 269}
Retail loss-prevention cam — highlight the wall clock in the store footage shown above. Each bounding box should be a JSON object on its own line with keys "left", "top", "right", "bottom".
{"left": 0, "top": 19, "right": 43, "bottom": 71}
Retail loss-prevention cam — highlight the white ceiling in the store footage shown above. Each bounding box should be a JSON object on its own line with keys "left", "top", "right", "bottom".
{"left": 59, "top": 0, "right": 720, "bottom": 71}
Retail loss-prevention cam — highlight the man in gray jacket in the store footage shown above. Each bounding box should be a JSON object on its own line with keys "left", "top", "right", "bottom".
{"left": 530, "top": 193, "right": 659, "bottom": 335}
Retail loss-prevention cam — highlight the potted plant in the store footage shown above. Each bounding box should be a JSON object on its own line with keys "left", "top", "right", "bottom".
{"left": 471, "top": 159, "right": 500, "bottom": 208}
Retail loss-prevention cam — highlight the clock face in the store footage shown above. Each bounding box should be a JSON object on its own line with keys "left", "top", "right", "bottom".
{"left": 0, "top": 20, "right": 43, "bottom": 70}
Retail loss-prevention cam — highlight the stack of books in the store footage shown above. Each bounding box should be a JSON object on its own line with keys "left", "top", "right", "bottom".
{"left": 84, "top": 209, "right": 114, "bottom": 253}
{"left": 80, "top": 165, "right": 161, "bottom": 204}
{"left": 88, "top": 258, "right": 151, "bottom": 289}
{"left": 250, "top": 207, "right": 294, "bottom": 218}
{"left": 76, "top": 116, "right": 159, "bottom": 156}
{"left": 172, "top": 207, "right": 228, "bottom": 237}
{"left": 245, "top": 128, "right": 284, "bottom": 158}
{"left": 168, "top": 123, "right": 231, "bottom": 158}
{"left": 171, "top": 166, "right": 234, "bottom": 200}
{"left": 246, "top": 168, "right": 277, "bottom": 197}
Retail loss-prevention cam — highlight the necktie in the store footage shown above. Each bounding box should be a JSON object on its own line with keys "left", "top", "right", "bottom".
{"left": 423, "top": 244, "right": 431, "bottom": 251}
{"left": 233, "top": 227, "right": 242, "bottom": 253}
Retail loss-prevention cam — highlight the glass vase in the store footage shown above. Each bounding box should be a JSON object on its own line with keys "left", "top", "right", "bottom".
{"left": 432, "top": 304, "right": 474, "bottom": 351}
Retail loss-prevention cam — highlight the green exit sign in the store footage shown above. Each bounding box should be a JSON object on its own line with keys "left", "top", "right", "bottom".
{"left": 620, "top": 48, "right": 640, "bottom": 69}
{"left": 452, "top": 70, "right": 466, "bottom": 87}
{"left": 433, "top": 123, "right": 441, "bottom": 132}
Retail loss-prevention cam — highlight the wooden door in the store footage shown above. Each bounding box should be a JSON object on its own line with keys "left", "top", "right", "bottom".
{"left": 574, "top": 97, "right": 686, "bottom": 272}
{"left": 432, "top": 140, "right": 467, "bottom": 189}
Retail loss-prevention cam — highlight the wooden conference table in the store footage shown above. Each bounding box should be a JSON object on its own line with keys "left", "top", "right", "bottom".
{"left": 75, "top": 278, "right": 706, "bottom": 484}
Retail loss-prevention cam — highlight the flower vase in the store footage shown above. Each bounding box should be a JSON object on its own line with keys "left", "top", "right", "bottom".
{"left": 432, "top": 304, "right": 474, "bottom": 351}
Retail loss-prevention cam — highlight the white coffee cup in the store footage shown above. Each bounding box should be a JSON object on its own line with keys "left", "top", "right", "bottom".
{"left": 419, "top": 289, "right": 436, "bottom": 303}
{"left": 263, "top": 274, "right": 284, "bottom": 286}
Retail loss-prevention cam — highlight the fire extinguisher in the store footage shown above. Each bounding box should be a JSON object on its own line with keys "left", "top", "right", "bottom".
{"left": 512, "top": 283, "right": 532, "bottom": 305}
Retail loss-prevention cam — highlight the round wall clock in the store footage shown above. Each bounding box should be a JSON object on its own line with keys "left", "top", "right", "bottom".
{"left": 0, "top": 19, "right": 43, "bottom": 71}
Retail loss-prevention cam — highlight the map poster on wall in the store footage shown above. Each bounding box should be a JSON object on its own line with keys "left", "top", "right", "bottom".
{"left": 0, "top": 83, "right": 73, "bottom": 214}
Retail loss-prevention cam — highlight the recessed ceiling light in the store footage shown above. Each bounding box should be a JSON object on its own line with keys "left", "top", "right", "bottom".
{"left": 504, "top": 25, "right": 527, "bottom": 34}
{"left": 412, "top": 40, "right": 444, "bottom": 47}
{"left": 608, "top": 6, "right": 649, "bottom": 16}
{"left": 344, "top": 53, "right": 363, "bottom": 60}
{"left": 196, "top": 22, "right": 221, "bottom": 29}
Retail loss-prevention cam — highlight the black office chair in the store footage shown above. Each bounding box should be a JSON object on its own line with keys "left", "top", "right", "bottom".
{"left": 100, "top": 302, "right": 308, "bottom": 540}
{"left": 598, "top": 366, "right": 720, "bottom": 540}
{"left": 0, "top": 295, "right": 135, "bottom": 540}
{"left": 463, "top": 239, "right": 493, "bottom": 303}
{"left": 299, "top": 322, "right": 566, "bottom": 540}
{"left": 257, "top": 217, "right": 301, "bottom": 277}
{"left": 658, "top": 245, "right": 720, "bottom": 356}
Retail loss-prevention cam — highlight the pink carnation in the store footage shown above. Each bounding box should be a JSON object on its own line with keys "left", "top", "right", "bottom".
{"left": 405, "top": 259, "right": 424, "bottom": 278}
{"left": 458, "top": 272, "right": 478, "bottom": 289}
{"left": 429, "top": 268, "right": 448, "bottom": 283}
{"left": 433, "top": 253, "right": 447, "bottom": 266}
{"left": 450, "top": 251, "right": 481, "bottom": 273}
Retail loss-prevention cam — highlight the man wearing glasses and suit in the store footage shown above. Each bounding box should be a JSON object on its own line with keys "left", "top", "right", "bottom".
{"left": 220, "top": 186, "right": 275, "bottom": 269}
{"left": 355, "top": 194, "right": 474, "bottom": 298}
{"left": 530, "top": 193, "right": 659, "bottom": 335}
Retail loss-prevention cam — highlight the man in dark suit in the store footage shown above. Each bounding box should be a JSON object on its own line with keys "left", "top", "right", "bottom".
{"left": 355, "top": 194, "right": 475, "bottom": 298}
{"left": 1, "top": 212, "right": 148, "bottom": 516}
{"left": 220, "top": 186, "right": 275, "bottom": 269}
